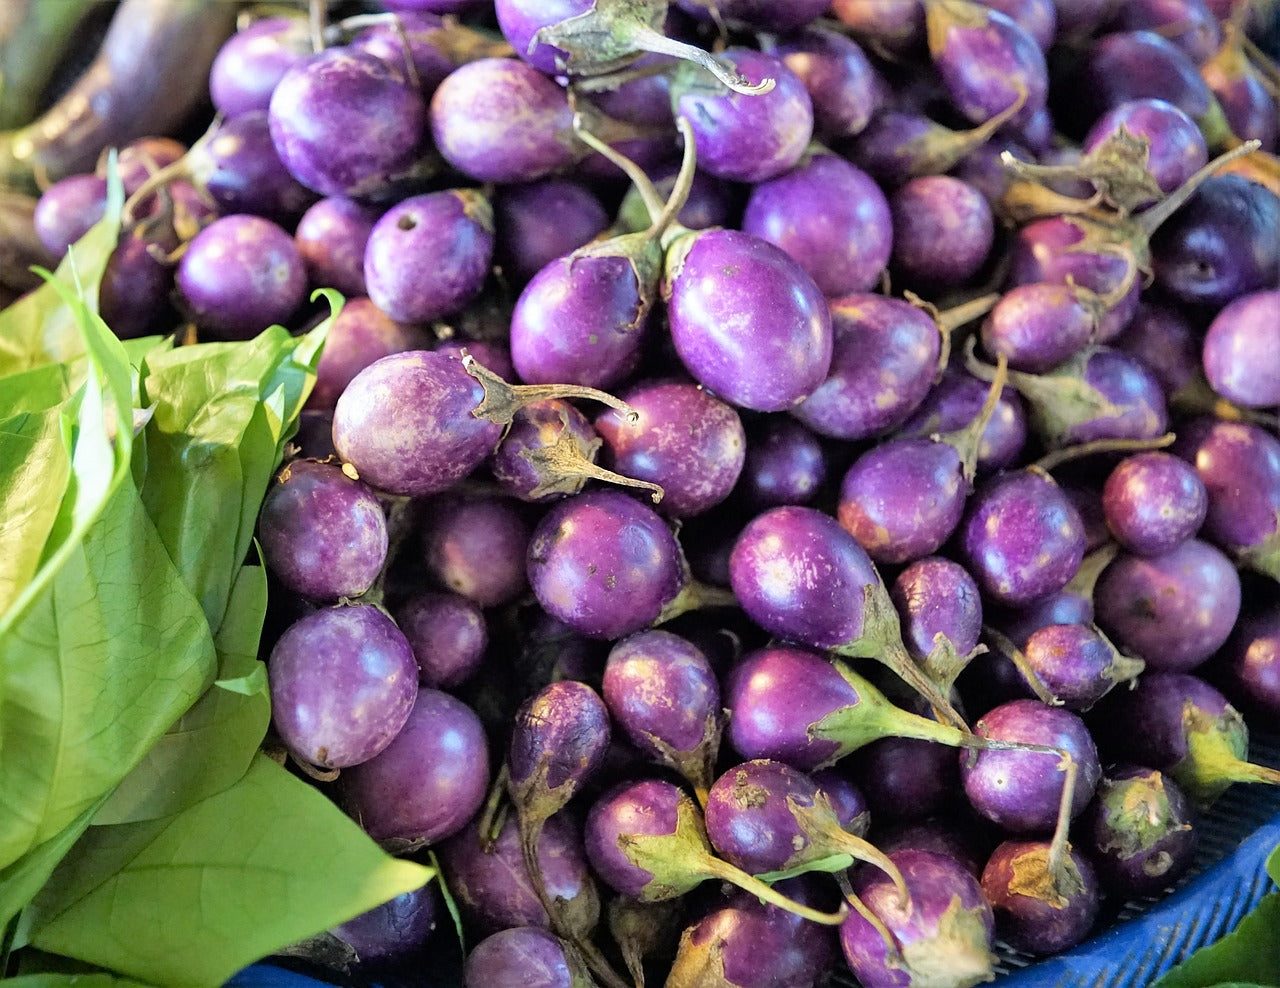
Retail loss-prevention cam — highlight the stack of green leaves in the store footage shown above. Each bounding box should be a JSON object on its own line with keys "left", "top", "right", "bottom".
{"left": 0, "top": 175, "right": 433, "bottom": 986}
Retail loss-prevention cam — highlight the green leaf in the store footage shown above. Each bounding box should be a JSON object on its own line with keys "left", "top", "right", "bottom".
{"left": 136, "top": 302, "right": 335, "bottom": 632}
{"left": 1153, "top": 893, "right": 1280, "bottom": 988}
{"left": 28, "top": 754, "right": 433, "bottom": 988}
{"left": 0, "top": 176, "right": 123, "bottom": 377}
{"left": 3, "top": 975, "right": 155, "bottom": 988}
{"left": 93, "top": 564, "right": 271, "bottom": 826}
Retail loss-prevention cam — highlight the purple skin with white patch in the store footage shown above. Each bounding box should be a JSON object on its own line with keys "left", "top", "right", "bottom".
{"left": 33, "top": 173, "right": 106, "bottom": 257}
{"left": 527, "top": 490, "right": 686, "bottom": 641}
{"left": 1094, "top": 539, "right": 1241, "bottom": 672}
{"left": 393, "top": 591, "right": 487, "bottom": 689}
{"left": 421, "top": 494, "right": 531, "bottom": 607}
{"left": 980, "top": 840, "right": 1100, "bottom": 956}
{"left": 841, "top": 849, "right": 996, "bottom": 988}
{"left": 669, "top": 49, "right": 813, "bottom": 184}
{"left": 603, "top": 630, "right": 720, "bottom": 780}
{"left": 177, "top": 215, "right": 306, "bottom": 340}
{"left": 889, "top": 175, "right": 993, "bottom": 289}
{"left": 510, "top": 251, "right": 651, "bottom": 391}
{"left": 1009, "top": 217, "right": 1140, "bottom": 342}
{"left": 1079, "top": 765, "right": 1196, "bottom": 899}
{"left": 1102, "top": 451, "right": 1208, "bottom": 557}
{"left": 960, "top": 470, "right": 1086, "bottom": 608}
{"left": 981, "top": 0, "right": 1057, "bottom": 50}
{"left": 308, "top": 297, "right": 430, "bottom": 411}
{"left": 437, "top": 810, "right": 600, "bottom": 937}
{"left": 1083, "top": 99, "right": 1208, "bottom": 203}
{"left": 1174, "top": 418, "right": 1280, "bottom": 580}
{"left": 1219, "top": 604, "right": 1280, "bottom": 718}
{"left": 349, "top": 11, "right": 453, "bottom": 96}
{"left": 1152, "top": 176, "right": 1280, "bottom": 308}
{"left": 1113, "top": 302, "right": 1202, "bottom": 397}
{"left": 509, "top": 681, "right": 612, "bottom": 799}
{"left": 791, "top": 294, "right": 941, "bottom": 440}
{"left": 495, "top": 179, "right": 609, "bottom": 286}
{"left": 1203, "top": 291, "right": 1280, "bottom": 408}
{"left": 1114, "top": 0, "right": 1221, "bottom": 64}
{"left": 665, "top": 228, "right": 832, "bottom": 412}
{"left": 209, "top": 16, "right": 311, "bottom": 118}
{"left": 738, "top": 417, "right": 828, "bottom": 508}
{"left": 980, "top": 283, "right": 1097, "bottom": 375}
{"left": 583, "top": 778, "right": 689, "bottom": 899}
{"left": 330, "top": 885, "right": 437, "bottom": 962}
{"left": 1024, "top": 346, "right": 1170, "bottom": 448}
{"left": 669, "top": 876, "right": 839, "bottom": 988}
{"left": 494, "top": 0, "right": 585, "bottom": 74}
{"left": 342, "top": 687, "right": 490, "bottom": 844}
{"left": 295, "top": 198, "right": 380, "bottom": 298}
{"left": 268, "top": 47, "right": 427, "bottom": 198}
{"left": 463, "top": 927, "right": 577, "bottom": 988}
{"left": 269, "top": 605, "right": 417, "bottom": 770}
{"left": 961, "top": 699, "right": 1101, "bottom": 833}
{"left": 891, "top": 556, "right": 984, "bottom": 662}
{"left": 436, "top": 340, "right": 517, "bottom": 382}
{"left": 596, "top": 381, "right": 745, "bottom": 518}
{"left": 257, "top": 460, "right": 388, "bottom": 601}
{"left": 331, "top": 350, "right": 498, "bottom": 497}
{"left": 836, "top": 437, "right": 971, "bottom": 564}
{"left": 764, "top": 25, "right": 884, "bottom": 139}
{"left": 741, "top": 151, "right": 892, "bottom": 298}
{"left": 900, "top": 369, "right": 1028, "bottom": 474}
{"left": 1020, "top": 623, "right": 1144, "bottom": 709}
{"left": 203, "top": 111, "right": 318, "bottom": 225}
{"left": 927, "top": 4, "right": 1048, "bottom": 127}
{"left": 364, "top": 190, "right": 494, "bottom": 324}
{"left": 430, "top": 58, "right": 578, "bottom": 184}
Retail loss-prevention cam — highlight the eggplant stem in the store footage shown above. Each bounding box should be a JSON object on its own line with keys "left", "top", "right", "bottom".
{"left": 1135, "top": 139, "right": 1261, "bottom": 237}
{"left": 628, "top": 24, "right": 775, "bottom": 95}
{"left": 1045, "top": 753, "right": 1079, "bottom": 881}
{"left": 981, "top": 624, "right": 1060, "bottom": 706}
{"left": 837, "top": 871, "right": 904, "bottom": 959}
{"left": 1032, "top": 432, "right": 1175, "bottom": 473}
{"left": 700, "top": 856, "right": 849, "bottom": 925}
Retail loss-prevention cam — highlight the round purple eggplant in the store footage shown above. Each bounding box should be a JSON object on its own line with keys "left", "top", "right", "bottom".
{"left": 1218, "top": 602, "right": 1280, "bottom": 718}
{"left": 1150, "top": 173, "right": 1280, "bottom": 309}
{"left": 900, "top": 368, "right": 1029, "bottom": 474}
{"left": 582, "top": 777, "right": 846, "bottom": 925}
{"left": 764, "top": 25, "right": 884, "bottom": 140}
{"left": 364, "top": 189, "right": 494, "bottom": 324}
{"left": 961, "top": 699, "right": 1101, "bottom": 833}
{"left": 209, "top": 15, "right": 311, "bottom": 118}
{"left": 1082, "top": 98, "right": 1208, "bottom": 205}
{"left": 1113, "top": 301, "right": 1202, "bottom": 398}
{"left": 330, "top": 885, "right": 438, "bottom": 963}
{"left": 1102, "top": 451, "right": 1208, "bottom": 557}
{"left": 494, "top": 179, "right": 609, "bottom": 286}
{"left": 526, "top": 490, "right": 686, "bottom": 641}
{"left": 669, "top": 49, "right": 813, "bottom": 183}
{"left": 892, "top": 556, "right": 983, "bottom": 665}
{"left": 295, "top": 197, "right": 381, "bottom": 298}
{"left": 268, "top": 605, "right": 417, "bottom": 770}
{"left": 840, "top": 848, "right": 996, "bottom": 988}
{"left": 257, "top": 459, "right": 388, "bottom": 602}
{"left": 889, "top": 175, "right": 994, "bottom": 289}
{"left": 738, "top": 416, "right": 828, "bottom": 509}
{"left": 309, "top": 297, "right": 430, "bottom": 411}
{"left": 664, "top": 227, "right": 832, "bottom": 412}
{"left": 393, "top": 591, "right": 487, "bottom": 689}
{"left": 1092, "top": 671, "right": 1280, "bottom": 805}
{"left": 1201, "top": 25, "right": 1279, "bottom": 152}
{"left": 602, "top": 630, "right": 722, "bottom": 797}
{"left": 959, "top": 469, "right": 1086, "bottom": 607}
{"left": 741, "top": 150, "right": 892, "bottom": 297}
{"left": 1113, "top": 0, "right": 1221, "bottom": 64}
{"left": 1202, "top": 290, "right": 1280, "bottom": 408}
{"left": 420, "top": 494, "right": 531, "bottom": 607}
{"left": 1174, "top": 417, "right": 1280, "bottom": 581}
{"left": 437, "top": 811, "right": 600, "bottom": 937}
{"left": 980, "top": 839, "right": 1100, "bottom": 955}
{"left": 1079, "top": 765, "right": 1196, "bottom": 898}
{"left": 198, "top": 110, "right": 317, "bottom": 224}
{"left": 791, "top": 294, "right": 943, "bottom": 440}
{"left": 854, "top": 733, "right": 961, "bottom": 823}
{"left": 874, "top": 818, "right": 992, "bottom": 879}
{"left": 33, "top": 173, "right": 107, "bottom": 258}
{"left": 176, "top": 214, "right": 306, "bottom": 339}
{"left": 349, "top": 10, "right": 453, "bottom": 96}
{"left": 463, "top": 927, "right": 584, "bottom": 988}
{"left": 98, "top": 224, "right": 175, "bottom": 340}
{"left": 430, "top": 58, "right": 578, "bottom": 184}
{"left": 595, "top": 381, "right": 744, "bottom": 518}
{"left": 268, "top": 46, "right": 427, "bottom": 198}
{"left": 342, "top": 687, "right": 490, "bottom": 845}
{"left": 1094, "top": 539, "right": 1241, "bottom": 672}
{"left": 980, "top": 282, "right": 1099, "bottom": 374}
{"left": 1019, "top": 623, "right": 1145, "bottom": 709}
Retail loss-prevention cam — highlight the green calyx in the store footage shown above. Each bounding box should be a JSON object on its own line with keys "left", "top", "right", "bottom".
{"left": 1094, "top": 770, "right": 1190, "bottom": 860}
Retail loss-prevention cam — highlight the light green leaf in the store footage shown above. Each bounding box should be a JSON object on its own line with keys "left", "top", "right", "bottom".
{"left": 29, "top": 754, "right": 433, "bottom": 988}
{"left": 1153, "top": 893, "right": 1280, "bottom": 988}
{"left": 93, "top": 565, "right": 271, "bottom": 826}
{"left": 0, "top": 175, "right": 123, "bottom": 377}
{"left": 3, "top": 975, "right": 155, "bottom": 987}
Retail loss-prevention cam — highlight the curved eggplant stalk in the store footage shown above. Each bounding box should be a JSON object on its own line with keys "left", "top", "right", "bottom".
{"left": 0, "top": 0, "right": 238, "bottom": 194}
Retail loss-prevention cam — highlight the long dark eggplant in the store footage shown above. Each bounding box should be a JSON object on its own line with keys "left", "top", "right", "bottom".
{"left": 0, "top": 0, "right": 108, "bottom": 130}
{"left": 0, "top": 189, "right": 54, "bottom": 293}
{"left": 0, "top": 0, "right": 238, "bottom": 193}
